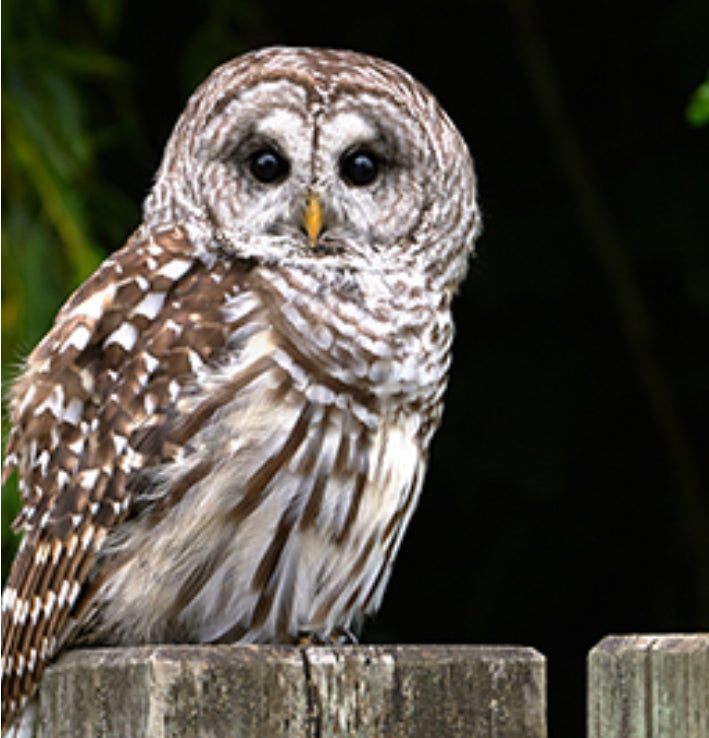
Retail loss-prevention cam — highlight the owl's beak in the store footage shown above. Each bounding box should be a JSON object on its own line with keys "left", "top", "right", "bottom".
{"left": 303, "top": 192, "right": 324, "bottom": 247}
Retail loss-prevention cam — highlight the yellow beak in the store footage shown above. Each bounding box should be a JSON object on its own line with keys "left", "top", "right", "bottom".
{"left": 303, "top": 192, "right": 323, "bottom": 247}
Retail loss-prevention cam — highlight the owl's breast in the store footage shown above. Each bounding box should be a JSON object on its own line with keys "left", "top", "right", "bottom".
{"left": 255, "top": 264, "right": 453, "bottom": 427}
{"left": 87, "top": 325, "right": 427, "bottom": 645}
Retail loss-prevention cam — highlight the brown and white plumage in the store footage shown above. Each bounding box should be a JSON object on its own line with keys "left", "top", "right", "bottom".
{"left": 1, "top": 46, "right": 480, "bottom": 732}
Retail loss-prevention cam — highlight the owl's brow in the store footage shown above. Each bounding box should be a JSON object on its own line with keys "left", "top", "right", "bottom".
{"left": 204, "top": 74, "right": 323, "bottom": 127}
{"left": 329, "top": 80, "right": 423, "bottom": 117}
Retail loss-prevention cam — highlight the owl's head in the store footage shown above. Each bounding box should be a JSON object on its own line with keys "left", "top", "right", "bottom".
{"left": 144, "top": 47, "right": 480, "bottom": 296}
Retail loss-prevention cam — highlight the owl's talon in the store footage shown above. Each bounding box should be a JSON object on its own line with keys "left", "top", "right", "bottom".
{"left": 298, "top": 626, "right": 359, "bottom": 646}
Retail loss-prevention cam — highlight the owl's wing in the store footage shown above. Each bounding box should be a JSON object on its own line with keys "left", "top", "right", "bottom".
{"left": 0, "top": 226, "right": 256, "bottom": 728}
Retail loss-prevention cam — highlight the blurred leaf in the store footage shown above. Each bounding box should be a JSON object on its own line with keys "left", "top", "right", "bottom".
{"left": 3, "top": 87, "right": 104, "bottom": 284}
{"left": 687, "top": 72, "right": 709, "bottom": 126}
{"left": 85, "top": 0, "right": 123, "bottom": 34}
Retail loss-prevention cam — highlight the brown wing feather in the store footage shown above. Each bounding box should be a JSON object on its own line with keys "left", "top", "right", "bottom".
{"left": 0, "top": 226, "right": 254, "bottom": 730}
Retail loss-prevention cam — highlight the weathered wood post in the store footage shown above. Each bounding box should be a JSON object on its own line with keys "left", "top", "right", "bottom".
{"left": 35, "top": 644, "right": 546, "bottom": 737}
{"left": 588, "top": 634, "right": 709, "bottom": 738}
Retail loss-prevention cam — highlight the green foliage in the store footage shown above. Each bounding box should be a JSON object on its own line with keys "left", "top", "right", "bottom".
{"left": 687, "top": 72, "right": 709, "bottom": 126}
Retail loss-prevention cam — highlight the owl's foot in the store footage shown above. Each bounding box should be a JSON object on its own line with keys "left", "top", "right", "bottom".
{"left": 297, "top": 626, "right": 359, "bottom": 646}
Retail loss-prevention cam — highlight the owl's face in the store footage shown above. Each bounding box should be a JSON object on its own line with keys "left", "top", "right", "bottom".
{"left": 195, "top": 79, "right": 432, "bottom": 265}
{"left": 146, "top": 47, "right": 479, "bottom": 291}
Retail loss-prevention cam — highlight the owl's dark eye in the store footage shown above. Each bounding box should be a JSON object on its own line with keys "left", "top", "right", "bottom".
{"left": 248, "top": 148, "right": 290, "bottom": 184}
{"left": 340, "top": 150, "right": 380, "bottom": 187}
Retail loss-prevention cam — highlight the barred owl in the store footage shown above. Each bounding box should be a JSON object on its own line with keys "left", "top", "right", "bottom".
{"left": 1, "top": 46, "right": 480, "bottom": 731}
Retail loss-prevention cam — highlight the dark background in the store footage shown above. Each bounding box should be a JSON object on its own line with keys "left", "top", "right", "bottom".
{"left": 2, "top": 1, "right": 708, "bottom": 734}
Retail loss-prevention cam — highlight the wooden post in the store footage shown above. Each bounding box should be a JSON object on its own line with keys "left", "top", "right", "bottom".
{"left": 35, "top": 644, "right": 546, "bottom": 737}
{"left": 588, "top": 634, "right": 709, "bottom": 738}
